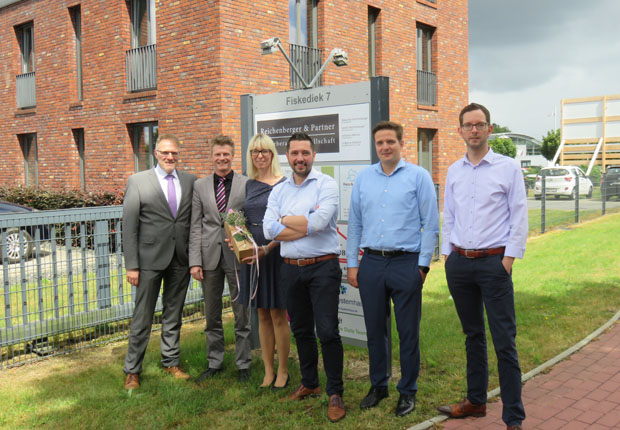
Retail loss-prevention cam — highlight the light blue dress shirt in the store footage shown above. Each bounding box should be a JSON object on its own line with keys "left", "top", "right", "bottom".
{"left": 441, "top": 148, "right": 528, "bottom": 258}
{"left": 263, "top": 168, "right": 339, "bottom": 258}
{"left": 346, "top": 159, "right": 439, "bottom": 268}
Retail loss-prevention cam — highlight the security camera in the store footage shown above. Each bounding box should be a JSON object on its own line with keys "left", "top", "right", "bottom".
{"left": 260, "top": 37, "right": 280, "bottom": 55}
{"left": 331, "top": 49, "right": 348, "bottom": 67}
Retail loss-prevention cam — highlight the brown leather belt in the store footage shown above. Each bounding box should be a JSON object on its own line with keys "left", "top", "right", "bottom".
{"left": 452, "top": 245, "right": 505, "bottom": 259}
{"left": 283, "top": 254, "right": 338, "bottom": 267}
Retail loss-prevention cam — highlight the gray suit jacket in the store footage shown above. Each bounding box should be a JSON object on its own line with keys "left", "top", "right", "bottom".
{"left": 189, "top": 172, "right": 248, "bottom": 271}
{"left": 123, "top": 168, "right": 197, "bottom": 271}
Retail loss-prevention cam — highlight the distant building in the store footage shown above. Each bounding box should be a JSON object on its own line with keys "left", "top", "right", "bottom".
{"left": 0, "top": 0, "right": 468, "bottom": 193}
{"left": 491, "top": 132, "right": 547, "bottom": 168}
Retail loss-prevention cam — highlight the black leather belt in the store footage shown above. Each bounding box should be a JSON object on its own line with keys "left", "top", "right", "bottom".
{"left": 364, "top": 248, "right": 414, "bottom": 257}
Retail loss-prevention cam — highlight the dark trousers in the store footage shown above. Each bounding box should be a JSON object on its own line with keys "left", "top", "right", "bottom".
{"left": 124, "top": 251, "right": 191, "bottom": 374}
{"left": 445, "top": 252, "right": 525, "bottom": 426}
{"left": 281, "top": 258, "right": 344, "bottom": 396}
{"left": 358, "top": 252, "right": 422, "bottom": 396}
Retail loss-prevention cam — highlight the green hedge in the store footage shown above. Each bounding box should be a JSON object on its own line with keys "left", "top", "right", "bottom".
{"left": 0, "top": 186, "right": 124, "bottom": 210}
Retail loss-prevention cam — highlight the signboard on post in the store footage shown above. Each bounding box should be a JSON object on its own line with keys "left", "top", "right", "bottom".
{"left": 240, "top": 78, "right": 389, "bottom": 351}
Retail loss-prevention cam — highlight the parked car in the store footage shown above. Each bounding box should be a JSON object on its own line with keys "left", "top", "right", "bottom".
{"left": 0, "top": 201, "right": 49, "bottom": 263}
{"left": 534, "top": 166, "right": 593, "bottom": 200}
{"left": 601, "top": 166, "right": 620, "bottom": 201}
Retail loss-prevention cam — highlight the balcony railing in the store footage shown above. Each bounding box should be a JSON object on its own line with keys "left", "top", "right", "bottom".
{"left": 289, "top": 43, "right": 323, "bottom": 89}
{"left": 125, "top": 44, "right": 157, "bottom": 92}
{"left": 16, "top": 72, "right": 36, "bottom": 108}
{"left": 417, "top": 69, "right": 437, "bottom": 106}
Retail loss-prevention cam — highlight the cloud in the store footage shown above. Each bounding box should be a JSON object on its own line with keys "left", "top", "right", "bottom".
{"left": 469, "top": 0, "right": 620, "bottom": 138}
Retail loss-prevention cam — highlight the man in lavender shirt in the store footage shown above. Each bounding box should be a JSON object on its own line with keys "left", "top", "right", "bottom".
{"left": 437, "top": 103, "right": 527, "bottom": 430}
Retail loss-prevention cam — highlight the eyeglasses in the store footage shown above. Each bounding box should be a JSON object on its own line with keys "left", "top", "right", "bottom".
{"left": 461, "top": 122, "right": 488, "bottom": 131}
{"left": 250, "top": 149, "right": 272, "bottom": 157}
{"left": 156, "top": 150, "right": 179, "bottom": 157}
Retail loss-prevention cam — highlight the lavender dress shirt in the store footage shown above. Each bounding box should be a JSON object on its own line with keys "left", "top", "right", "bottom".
{"left": 441, "top": 148, "right": 528, "bottom": 259}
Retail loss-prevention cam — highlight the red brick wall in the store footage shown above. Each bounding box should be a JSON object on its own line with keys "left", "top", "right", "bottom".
{"left": 0, "top": 0, "right": 468, "bottom": 196}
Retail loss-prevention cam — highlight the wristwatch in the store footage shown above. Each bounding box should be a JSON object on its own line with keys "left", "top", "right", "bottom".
{"left": 419, "top": 266, "right": 430, "bottom": 274}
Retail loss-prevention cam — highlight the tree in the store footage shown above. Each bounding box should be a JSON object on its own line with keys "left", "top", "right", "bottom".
{"left": 491, "top": 123, "right": 511, "bottom": 134}
{"left": 541, "top": 129, "right": 560, "bottom": 161}
{"left": 488, "top": 137, "right": 516, "bottom": 158}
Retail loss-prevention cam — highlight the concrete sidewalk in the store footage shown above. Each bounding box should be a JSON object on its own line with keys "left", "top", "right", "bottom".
{"left": 439, "top": 321, "right": 620, "bottom": 430}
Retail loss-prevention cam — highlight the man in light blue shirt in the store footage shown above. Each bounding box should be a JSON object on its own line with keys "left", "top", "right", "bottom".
{"left": 346, "top": 121, "right": 439, "bottom": 417}
{"left": 263, "top": 132, "right": 345, "bottom": 423}
{"left": 437, "top": 103, "right": 527, "bottom": 430}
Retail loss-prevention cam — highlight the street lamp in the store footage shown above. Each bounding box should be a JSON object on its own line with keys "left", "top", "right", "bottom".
{"left": 260, "top": 37, "right": 348, "bottom": 89}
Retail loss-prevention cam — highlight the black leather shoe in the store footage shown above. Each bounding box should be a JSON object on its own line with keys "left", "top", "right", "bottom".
{"left": 395, "top": 394, "right": 415, "bottom": 417}
{"left": 272, "top": 374, "right": 290, "bottom": 391}
{"left": 195, "top": 367, "right": 222, "bottom": 383}
{"left": 238, "top": 368, "right": 251, "bottom": 382}
{"left": 360, "top": 386, "right": 389, "bottom": 410}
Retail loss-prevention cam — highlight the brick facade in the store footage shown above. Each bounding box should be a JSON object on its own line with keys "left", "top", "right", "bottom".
{"left": 0, "top": 0, "right": 468, "bottom": 196}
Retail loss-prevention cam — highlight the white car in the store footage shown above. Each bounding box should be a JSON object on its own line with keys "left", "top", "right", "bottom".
{"left": 534, "top": 166, "right": 593, "bottom": 200}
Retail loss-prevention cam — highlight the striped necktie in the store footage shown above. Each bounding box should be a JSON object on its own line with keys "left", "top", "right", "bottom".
{"left": 216, "top": 176, "right": 226, "bottom": 213}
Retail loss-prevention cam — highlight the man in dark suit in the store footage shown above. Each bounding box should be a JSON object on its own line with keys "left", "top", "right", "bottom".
{"left": 189, "top": 135, "right": 251, "bottom": 382}
{"left": 122, "top": 133, "right": 197, "bottom": 390}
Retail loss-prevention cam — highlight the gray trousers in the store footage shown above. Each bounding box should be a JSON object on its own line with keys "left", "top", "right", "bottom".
{"left": 123, "top": 252, "right": 190, "bottom": 374}
{"left": 202, "top": 253, "right": 251, "bottom": 370}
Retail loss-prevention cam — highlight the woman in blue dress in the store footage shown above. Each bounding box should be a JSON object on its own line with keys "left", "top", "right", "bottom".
{"left": 239, "top": 134, "right": 290, "bottom": 389}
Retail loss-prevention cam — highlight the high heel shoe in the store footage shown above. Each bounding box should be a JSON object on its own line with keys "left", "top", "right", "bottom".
{"left": 272, "top": 374, "right": 290, "bottom": 391}
{"left": 260, "top": 374, "right": 276, "bottom": 389}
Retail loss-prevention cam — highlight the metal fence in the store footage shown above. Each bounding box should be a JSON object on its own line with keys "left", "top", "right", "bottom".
{"left": 16, "top": 72, "right": 36, "bottom": 108}
{"left": 126, "top": 44, "right": 157, "bottom": 92}
{"left": 529, "top": 172, "right": 620, "bottom": 235}
{"left": 289, "top": 43, "right": 323, "bottom": 89}
{"left": 0, "top": 206, "right": 208, "bottom": 369}
{"left": 417, "top": 69, "right": 437, "bottom": 106}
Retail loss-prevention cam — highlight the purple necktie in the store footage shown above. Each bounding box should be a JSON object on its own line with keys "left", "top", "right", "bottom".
{"left": 165, "top": 174, "right": 177, "bottom": 218}
{"left": 216, "top": 176, "right": 226, "bottom": 213}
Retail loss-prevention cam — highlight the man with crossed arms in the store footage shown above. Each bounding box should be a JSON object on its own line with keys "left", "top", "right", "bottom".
{"left": 263, "top": 132, "right": 346, "bottom": 423}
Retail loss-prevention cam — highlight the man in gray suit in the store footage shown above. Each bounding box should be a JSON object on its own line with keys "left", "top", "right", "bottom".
{"left": 122, "top": 134, "right": 197, "bottom": 390}
{"left": 189, "top": 135, "right": 251, "bottom": 382}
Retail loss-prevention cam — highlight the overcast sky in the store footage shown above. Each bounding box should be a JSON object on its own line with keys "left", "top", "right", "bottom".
{"left": 468, "top": 0, "right": 620, "bottom": 141}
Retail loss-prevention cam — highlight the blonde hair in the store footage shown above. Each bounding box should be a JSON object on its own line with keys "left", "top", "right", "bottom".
{"left": 246, "top": 134, "right": 283, "bottom": 180}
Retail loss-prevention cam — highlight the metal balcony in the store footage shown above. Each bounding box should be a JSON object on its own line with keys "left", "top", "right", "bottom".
{"left": 417, "top": 70, "right": 437, "bottom": 106}
{"left": 16, "top": 72, "right": 36, "bottom": 108}
{"left": 125, "top": 44, "right": 157, "bottom": 92}
{"left": 289, "top": 43, "right": 323, "bottom": 89}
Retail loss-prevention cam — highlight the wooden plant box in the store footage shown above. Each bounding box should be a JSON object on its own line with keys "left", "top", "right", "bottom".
{"left": 225, "top": 222, "right": 255, "bottom": 263}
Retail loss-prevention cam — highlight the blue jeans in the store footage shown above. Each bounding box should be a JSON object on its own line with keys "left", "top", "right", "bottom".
{"left": 445, "top": 252, "right": 525, "bottom": 426}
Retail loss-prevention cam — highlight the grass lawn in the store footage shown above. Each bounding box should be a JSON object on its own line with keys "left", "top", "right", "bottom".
{"left": 1, "top": 213, "right": 620, "bottom": 430}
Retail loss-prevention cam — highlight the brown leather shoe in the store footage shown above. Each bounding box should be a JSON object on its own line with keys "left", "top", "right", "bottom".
{"left": 124, "top": 373, "right": 139, "bottom": 390}
{"left": 506, "top": 426, "right": 522, "bottom": 430}
{"left": 281, "top": 383, "right": 321, "bottom": 402}
{"left": 436, "top": 398, "right": 486, "bottom": 418}
{"left": 163, "top": 366, "right": 190, "bottom": 380}
{"left": 327, "top": 394, "right": 346, "bottom": 422}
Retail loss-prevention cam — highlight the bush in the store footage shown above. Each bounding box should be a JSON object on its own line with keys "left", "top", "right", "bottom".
{"left": 0, "top": 186, "right": 124, "bottom": 210}
{"left": 582, "top": 165, "right": 601, "bottom": 187}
